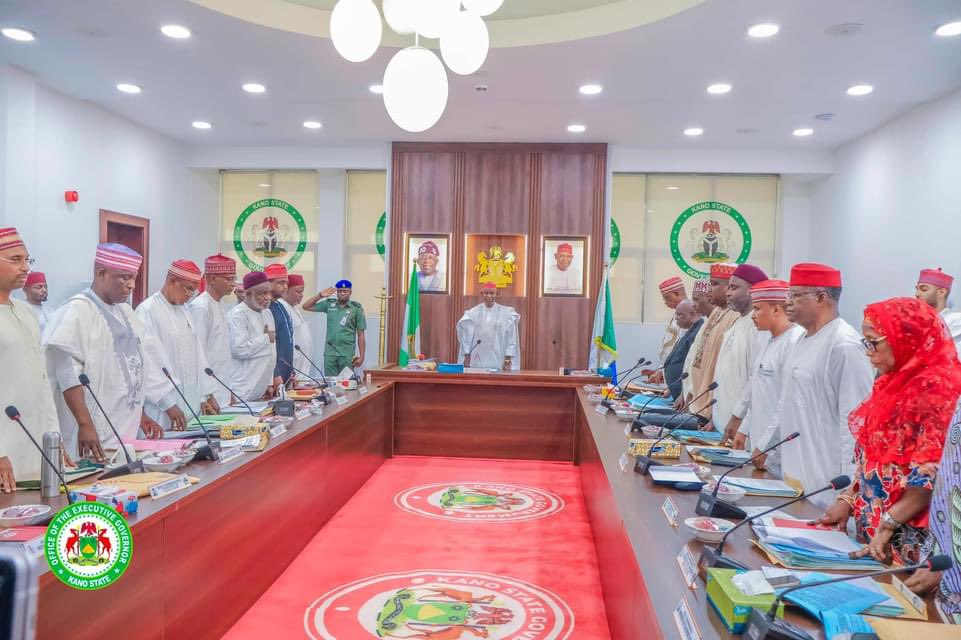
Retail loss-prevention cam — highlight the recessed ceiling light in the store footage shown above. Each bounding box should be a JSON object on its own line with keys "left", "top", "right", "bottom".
{"left": 258, "top": 183, "right": 271, "bottom": 188}
{"left": 567, "top": 124, "right": 586, "bottom": 133}
{"left": 683, "top": 127, "right": 704, "bottom": 136}
{"left": 935, "top": 21, "right": 961, "bottom": 37}
{"left": 303, "top": 120, "right": 322, "bottom": 129}
{"left": 793, "top": 128, "right": 814, "bottom": 137}
{"left": 116, "top": 83, "right": 141, "bottom": 94}
{"left": 2, "top": 27, "right": 35, "bottom": 42}
{"left": 369, "top": 84, "right": 384, "bottom": 94}
{"left": 242, "top": 83, "right": 266, "bottom": 94}
{"left": 192, "top": 121, "right": 212, "bottom": 130}
{"left": 666, "top": 186, "right": 680, "bottom": 191}
{"left": 748, "top": 23, "right": 779, "bottom": 38}
{"left": 846, "top": 84, "right": 873, "bottom": 96}
{"left": 161, "top": 24, "right": 191, "bottom": 39}
{"left": 706, "top": 83, "right": 732, "bottom": 95}
{"left": 579, "top": 84, "right": 603, "bottom": 96}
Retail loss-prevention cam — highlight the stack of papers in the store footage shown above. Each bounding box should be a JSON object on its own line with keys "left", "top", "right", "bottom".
{"left": 628, "top": 394, "right": 672, "bottom": 409}
{"left": 692, "top": 447, "right": 752, "bottom": 466}
{"left": 221, "top": 401, "right": 270, "bottom": 415}
{"left": 673, "top": 430, "right": 723, "bottom": 445}
{"left": 713, "top": 476, "right": 800, "bottom": 497}
{"left": 648, "top": 467, "right": 704, "bottom": 486}
{"left": 752, "top": 519, "right": 884, "bottom": 571}
{"left": 781, "top": 572, "right": 889, "bottom": 616}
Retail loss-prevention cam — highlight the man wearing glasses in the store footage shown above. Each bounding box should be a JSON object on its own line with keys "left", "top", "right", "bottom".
{"left": 137, "top": 259, "right": 221, "bottom": 431}
{"left": 772, "top": 263, "right": 873, "bottom": 508}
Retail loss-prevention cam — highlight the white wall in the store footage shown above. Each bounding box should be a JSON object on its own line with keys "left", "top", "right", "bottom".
{"left": 810, "top": 87, "right": 961, "bottom": 324}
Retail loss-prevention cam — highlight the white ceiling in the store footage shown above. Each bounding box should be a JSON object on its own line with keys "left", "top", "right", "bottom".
{"left": 1, "top": 0, "right": 960, "bottom": 150}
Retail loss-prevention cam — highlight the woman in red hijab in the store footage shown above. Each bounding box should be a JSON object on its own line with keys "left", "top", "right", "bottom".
{"left": 817, "top": 297, "right": 961, "bottom": 562}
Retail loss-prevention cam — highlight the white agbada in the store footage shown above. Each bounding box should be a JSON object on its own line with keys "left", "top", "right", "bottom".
{"left": 456, "top": 302, "right": 520, "bottom": 370}
{"left": 227, "top": 302, "right": 277, "bottom": 402}
{"left": 189, "top": 291, "right": 233, "bottom": 406}
{"left": 544, "top": 264, "right": 582, "bottom": 294}
{"left": 279, "top": 299, "right": 312, "bottom": 375}
{"left": 659, "top": 313, "right": 686, "bottom": 363}
{"left": 26, "top": 302, "right": 50, "bottom": 334}
{"left": 0, "top": 300, "right": 59, "bottom": 480}
{"left": 44, "top": 289, "right": 152, "bottom": 457}
{"left": 137, "top": 292, "right": 216, "bottom": 429}
{"left": 774, "top": 317, "right": 874, "bottom": 509}
{"left": 941, "top": 308, "right": 961, "bottom": 357}
{"left": 734, "top": 324, "right": 805, "bottom": 470}
{"left": 712, "top": 313, "right": 770, "bottom": 429}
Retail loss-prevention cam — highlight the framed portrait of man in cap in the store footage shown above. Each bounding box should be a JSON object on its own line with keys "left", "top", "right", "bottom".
{"left": 406, "top": 234, "right": 449, "bottom": 294}
{"left": 542, "top": 236, "right": 586, "bottom": 296}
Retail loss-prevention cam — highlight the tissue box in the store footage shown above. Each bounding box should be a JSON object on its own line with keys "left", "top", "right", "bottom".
{"left": 220, "top": 423, "right": 268, "bottom": 440}
{"left": 68, "top": 485, "right": 139, "bottom": 518}
{"left": 628, "top": 438, "right": 681, "bottom": 459}
{"left": 706, "top": 568, "right": 784, "bottom": 634}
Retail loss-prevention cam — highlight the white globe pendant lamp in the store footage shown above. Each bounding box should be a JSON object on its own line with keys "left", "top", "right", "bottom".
{"left": 383, "top": 46, "right": 449, "bottom": 132}
{"left": 462, "top": 0, "right": 504, "bottom": 17}
{"left": 413, "top": 0, "right": 461, "bottom": 39}
{"left": 330, "top": 0, "right": 382, "bottom": 63}
{"left": 382, "top": 0, "right": 417, "bottom": 35}
{"left": 440, "top": 10, "right": 489, "bottom": 75}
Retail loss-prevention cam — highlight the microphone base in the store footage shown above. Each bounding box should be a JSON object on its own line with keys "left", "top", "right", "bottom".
{"left": 633, "top": 456, "right": 664, "bottom": 476}
{"left": 744, "top": 608, "right": 815, "bottom": 640}
{"left": 100, "top": 459, "right": 145, "bottom": 480}
{"left": 698, "top": 546, "right": 749, "bottom": 572}
{"left": 193, "top": 443, "right": 220, "bottom": 462}
{"left": 695, "top": 491, "right": 748, "bottom": 520}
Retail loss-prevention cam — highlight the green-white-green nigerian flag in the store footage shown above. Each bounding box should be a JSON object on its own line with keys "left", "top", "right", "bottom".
{"left": 589, "top": 268, "right": 617, "bottom": 383}
{"left": 399, "top": 263, "right": 421, "bottom": 366}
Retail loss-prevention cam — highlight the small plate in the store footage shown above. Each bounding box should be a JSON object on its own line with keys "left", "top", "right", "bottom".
{"left": 683, "top": 516, "right": 735, "bottom": 544}
{"left": 706, "top": 482, "right": 747, "bottom": 503}
{"left": 641, "top": 425, "right": 666, "bottom": 438}
{"left": 0, "top": 504, "right": 52, "bottom": 528}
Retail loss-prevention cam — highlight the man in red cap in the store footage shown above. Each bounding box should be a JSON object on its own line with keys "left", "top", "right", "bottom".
{"left": 190, "top": 254, "right": 237, "bottom": 407}
{"left": 0, "top": 228, "right": 58, "bottom": 491}
{"left": 280, "top": 274, "right": 312, "bottom": 376}
{"left": 228, "top": 271, "right": 281, "bottom": 401}
{"left": 687, "top": 263, "right": 740, "bottom": 420}
{"left": 137, "top": 259, "right": 220, "bottom": 431}
{"left": 457, "top": 282, "right": 520, "bottom": 370}
{"left": 22, "top": 271, "right": 50, "bottom": 332}
{"left": 264, "top": 263, "right": 293, "bottom": 383}
{"left": 773, "top": 263, "right": 873, "bottom": 506}
{"left": 544, "top": 242, "right": 582, "bottom": 295}
{"left": 916, "top": 267, "right": 961, "bottom": 354}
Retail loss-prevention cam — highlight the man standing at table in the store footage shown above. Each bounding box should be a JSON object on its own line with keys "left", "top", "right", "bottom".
{"left": 22, "top": 271, "right": 50, "bottom": 333}
{"left": 916, "top": 267, "right": 961, "bottom": 354}
{"left": 137, "top": 259, "right": 220, "bottom": 430}
{"left": 688, "top": 263, "right": 739, "bottom": 418}
{"left": 776, "top": 263, "right": 873, "bottom": 507}
{"left": 657, "top": 276, "right": 688, "bottom": 365}
{"left": 190, "top": 254, "right": 237, "bottom": 408}
{"left": 44, "top": 243, "right": 163, "bottom": 460}
{"left": 0, "top": 228, "right": 58, "bottom": 491}
{"left": 302, "top": 280, "right": 367, "bottom": 376}
{"left": 663, "top": 299, "right": 702, "bottom": 401}
{"left": 228, "top": 271, "right": 280, "bottom": 401}
{"left": 679, "top": 278, "right": 714, "bottom": 405}
{"left": 457, "top": 282, "right": 520, "bottom": 371}
{"left": 264, "top": 264, "right": 293, "bottom": 384}
{"left": 280, "top": 274, "right": 312, "bottom": 375}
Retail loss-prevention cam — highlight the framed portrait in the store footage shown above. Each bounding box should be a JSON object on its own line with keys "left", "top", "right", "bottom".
{"left": 405, "top": 234, "right": 450, "bottom": 294}
{"left": 542, "top": 236, "right": 587, "bottom": 297}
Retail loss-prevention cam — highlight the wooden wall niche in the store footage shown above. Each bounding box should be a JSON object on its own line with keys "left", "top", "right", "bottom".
{"left": 387, "top": 143, "right": 607, "bottom": 371}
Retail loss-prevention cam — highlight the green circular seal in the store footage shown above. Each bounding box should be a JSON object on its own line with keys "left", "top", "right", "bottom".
{"left": 669, "top": 201, "right": 752, "bottom": 278}
{"left": 375, "top": 211, "right": 387, "bottom": 261}
{"left": 232, "top": 198, "right": 308, "bottom": 271}
{"left": 609, "top": 218, "right": 621, "bottom": 267}
{"left": 45, "top": 501, "right": 133, "bottom": 590}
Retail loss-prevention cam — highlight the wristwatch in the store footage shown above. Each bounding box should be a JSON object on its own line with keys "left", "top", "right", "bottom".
{"left": 880, "top": 511, "right": 904, "bottom": 532}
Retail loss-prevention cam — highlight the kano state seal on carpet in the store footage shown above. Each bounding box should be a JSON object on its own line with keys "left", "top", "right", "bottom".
{"left": 393, "top": 482, "right": 565, "bottom": 523}
{"left": 304, "top": 570, "right": 575, "bottom": 639}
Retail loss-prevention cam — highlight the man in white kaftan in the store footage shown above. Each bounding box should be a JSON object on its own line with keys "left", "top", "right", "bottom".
{"left": 916, "top": 268, "right": 961, "bottom": 357}
{"left": 457, "top": 283, "right": 520, "bottom": 371}
{"left": 190, "top": 254, "right": 237, "bottom": 407}
{"left": 228, "top": 271, "right": 280, "bottom": 402}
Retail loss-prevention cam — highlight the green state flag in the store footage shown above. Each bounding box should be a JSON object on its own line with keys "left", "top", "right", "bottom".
{"left": 399, "top": 264, "right": 421, "bottom": 366}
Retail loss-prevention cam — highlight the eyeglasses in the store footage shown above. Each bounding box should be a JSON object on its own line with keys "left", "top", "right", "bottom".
{"left": 0, "top": 256, "right": 35, "bottom": 267}
{"left": 787, "top": 290, "right": 819, "bottom": 301}
{"left": 860, "top": 336, "right": 888, "bottom": 353}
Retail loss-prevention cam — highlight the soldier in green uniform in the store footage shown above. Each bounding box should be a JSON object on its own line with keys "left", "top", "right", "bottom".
{"left": 302, "top": 279, "right": 366, "bottom": 376}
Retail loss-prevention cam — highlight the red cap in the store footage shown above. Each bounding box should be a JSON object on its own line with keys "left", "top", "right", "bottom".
{"left": 481, "top": 282, "right": 497, "bottom": 290}
{"left": 790, "top": 263, "right": 842, "bottom": 288}
{"left": 24, "top": 272, "right": 46, "bottom": 287}
{"left": 658, "top": 276, "right": 684, "bottom": 294}
{"left": 168, "top": 259, "right": 202, "bottom": 285}
{"left": 557, "top": 243, "right": 574, "bottom": 254}
{"left": 750, "top": 279, "right": 789, "bottom": 303}
{"left": 264, "top": 263, "right": 288, "bottom": 280}
{"left": 918, "top": 268, "right": 953, "bottom": 290}
{"left": 710, "top": 263, "right": 737, "bottom": 280}
{"left": 287, "top": 274, "right": 305, "bottom": 287}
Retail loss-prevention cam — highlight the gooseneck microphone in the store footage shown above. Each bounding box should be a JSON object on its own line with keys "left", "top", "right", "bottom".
{"left": 78, "top": 373, "right": 145, "bottom": 479}
{"left": 294, "top": 345, "right": 331, "bottom": 389}
{"left": 611, "top": 358, "right": 649, "bottom": 392}
{"left": 744, "top": 553, "right": 951, "bottom": 640}
{"left": 698, "top": 475, "right": 851, "bottom": 572}
{"left": 695, "top": 431, "right": 801, "bottom": 520}
{"left": 632, "top": 376, "right": 713, "bottom": 432}
{"left": 5, "top": 406, "right": 74, "bottom": 503}
{"left": 204, "top": 367, "right": 255, "bottom": 416}
{"left": 281, "top": 360, "right": 331, "bottom": 404}
{"left": 161, "top": 368, "right": 219, "bottom": 461}
{"left": 634, "top": 388, "right": 718, "bottom": 476}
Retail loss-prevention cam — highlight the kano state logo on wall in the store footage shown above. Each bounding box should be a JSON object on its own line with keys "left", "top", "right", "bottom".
{"left": 233, "top": 198, "right": 308, "bottom": 271}
{"left": 669, "top": 201, "right": 752, "bottom": 278}
{"left": 304, "top": 570, "right": 575, "bottom": 639}
{"left": 394, "top": 483, "right": 564, "bottom": 523}
{"left": 44, "top": 502, "right": 133, "bottom": 590}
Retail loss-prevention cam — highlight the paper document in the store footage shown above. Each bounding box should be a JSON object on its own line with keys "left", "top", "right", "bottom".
{"left": 650, "top": 467, "right": 703, "bottom": 484}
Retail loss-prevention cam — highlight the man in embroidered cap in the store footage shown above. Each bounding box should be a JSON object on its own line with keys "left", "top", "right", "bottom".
{"left": 264, "top": 263, "right": 294, "bottom": 384}
{"left": 544, "top": 242, "right": 582, "bottom": 295}
{"left": 416, "top": 240, "right": 446, "bottom": 292}
{"left": 280, "top": 274, "right": 312, "bottom": 376}
{"left": 22, "top": 271, "right": 50, "bottom": 332}
{"left": 44, "top": 243, "right": 163, "bottom": 460}
{"left": 722, "top": 280, "right": 804, "bottom": 475}
{"left": 916, "top": 267, "right": 961, "bottom": 354}
{"left": 303, "top": 279, "right": 367, "bottom": 375}
{"left": 457, "top": 282, "right": 520, "bottom": 370}
{"left": 656, "top": 276, "right": 688, "bottom": 366}
{"left": 137, "top": 260, "right": 220, "bottom": 430}
{"left": 707, "top": 264, "right": 771, "bottom": 432}
{"left": 190, "top": 254, "right": 237, "bottom": 407}
{"left": 0, "top": 229, "right": 59, "bottom": 490}
{"left": 228, "top": 271, "right": 281, "bottom": 401}
{"left": 687, "top": 263, "right": 740, "bottom": 419}
{"left": 772, "top": 263, "right": 873, "bottom": 507}
{"left": 678, "top": 278, "right": 714, "bottom": 403}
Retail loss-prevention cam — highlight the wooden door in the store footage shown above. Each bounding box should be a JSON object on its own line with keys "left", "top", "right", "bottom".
{"left": 99, "top": 210, "right": 150, "bottom": 307}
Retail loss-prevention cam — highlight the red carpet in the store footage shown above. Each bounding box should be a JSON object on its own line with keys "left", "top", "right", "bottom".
{"left": 224, "top": 456, "right": 611, "bottom": 639}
